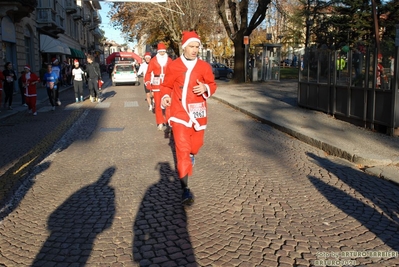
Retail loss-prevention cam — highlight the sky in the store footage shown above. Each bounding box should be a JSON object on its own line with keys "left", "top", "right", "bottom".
{"left": 99, "top": 3, "right": 131, "bottom": 46}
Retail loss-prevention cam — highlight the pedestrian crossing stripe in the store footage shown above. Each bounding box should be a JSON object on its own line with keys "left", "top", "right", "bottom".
{"left": 95, "top": 102, "right": 111, "bottom": 109}
{"left": 124, "top": 101, "right": 139, "bottom": 107}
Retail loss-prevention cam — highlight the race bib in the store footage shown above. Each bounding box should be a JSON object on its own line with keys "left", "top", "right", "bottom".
{"left": 6, "top": 76, "right": 13, "bottom": 82}
{"left": 188, "top": 102, "right": 206, "bottom": 119}
{"left": 152, "top": 77, "right": 161, "bottom": 85}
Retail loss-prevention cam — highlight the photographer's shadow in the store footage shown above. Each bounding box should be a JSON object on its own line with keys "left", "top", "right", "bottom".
{"left": 132, "top": 162, "right": 197, "bottom": 266}
{"left": 31, "top": 166, "right": 116, "bottom": 266}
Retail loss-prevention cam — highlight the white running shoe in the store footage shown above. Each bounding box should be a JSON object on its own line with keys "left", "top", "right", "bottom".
{"left": 149, "top": 104, "right": 152, "bottom": 111}
{"left": 157, "top": 124, "right": 165, "bottom": 131}
{"left": 33, "top": 112, "right": 37, "bottom": 116}
{"left": 57, "top": 100, "right": 61, "bottom": 106}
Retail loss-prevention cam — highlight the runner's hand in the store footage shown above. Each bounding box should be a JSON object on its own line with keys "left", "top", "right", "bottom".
{"left": 162, "top": 96, "right": 171, "bottom": 107}
{"left": 193, "top": 79, "right": 206, "bottom": 95}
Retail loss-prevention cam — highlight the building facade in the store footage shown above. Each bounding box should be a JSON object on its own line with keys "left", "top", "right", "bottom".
{"left": 0, "top": 0, "right": 103, "bottom": 77}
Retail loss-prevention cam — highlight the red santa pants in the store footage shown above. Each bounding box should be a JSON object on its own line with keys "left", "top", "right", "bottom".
{"left": 152, "top": 90, "right": 166, "bottom": 125}
{"left": 172, "top": 123, "right": 204, "bottom": 179}
{"left": 25, "top": 95, "right": 37, "bottom": 113}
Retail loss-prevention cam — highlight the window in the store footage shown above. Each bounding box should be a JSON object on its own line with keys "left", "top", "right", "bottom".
{"left": 24, "top": 26, "right": 33, "bottom": 70}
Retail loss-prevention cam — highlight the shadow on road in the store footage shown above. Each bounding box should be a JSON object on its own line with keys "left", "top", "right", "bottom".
{"left": 306, "top": 152, "right": 399, "bottom": 251}
{"left": 31, "top": 166, "right": 116, "bottom": 266}
{"left": 132, "top": 162, "right": 197, "bottom": 266}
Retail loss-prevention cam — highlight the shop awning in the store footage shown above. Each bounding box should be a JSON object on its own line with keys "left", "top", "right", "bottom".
{"left": 69, "top": 47, "right": 86, "bottom": 59}
{"left": 40, "top": 34, "right": 71, "bottom": 55}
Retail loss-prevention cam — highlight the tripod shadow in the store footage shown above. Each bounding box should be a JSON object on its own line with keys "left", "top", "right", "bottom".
{"left": 132, "top": 162, "right": 197, "bottom": 266}
{"left": 306, "top": 153, "right": 399, "bottom": 250}
{"left": 31, "top": 166, "right": 116, "bottom": 266}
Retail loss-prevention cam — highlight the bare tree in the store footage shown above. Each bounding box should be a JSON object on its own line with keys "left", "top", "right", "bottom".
{"left": 108, "top": 0, "right": 217, "bottom": 55}
{"left": 216, "top": 0, "right": 270, "bottom": 83}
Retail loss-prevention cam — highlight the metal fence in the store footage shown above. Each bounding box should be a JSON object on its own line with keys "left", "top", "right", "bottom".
{"left": 298, "top": 45, "right": 399, "bottom": 136}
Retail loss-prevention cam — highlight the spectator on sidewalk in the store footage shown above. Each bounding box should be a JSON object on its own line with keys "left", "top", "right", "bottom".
{"left": 376, "top": 53, "right": 385, "bottom": 89}
{"left": 160, "top": 31, "right": 217, "bottom": 205}
{"left": 18, "top": 71, "right": 27, "bottom": 107}
{"left": 51, "top": 58, "right": 62, "bottom": 106}
{"left": 22, "top": 65, "right": 40, "bottom": 116}
{"left": 137, "top": 52, "right": 153, "bottom": 111}
{"left": 72, "top": 60, "right": 85, "bottom": 102}
{"left": 42, "top": 64, "right": 59, "bottom": 111}
{"left": 144, "top": 43, "right": 173, "bottom": 131}
{"left": 336, "top": 54, "right": 346, "bottom": 80}
{"left": 85, "top": 54, "right": 102, "bottom": 102}
{"left": 2, "top": 62, "right": 17, "bottom": 110}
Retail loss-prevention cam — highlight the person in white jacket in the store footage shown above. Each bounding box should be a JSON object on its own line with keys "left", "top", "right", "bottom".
{"left": 137, "top": 52, "right": 153, "bottom": 111}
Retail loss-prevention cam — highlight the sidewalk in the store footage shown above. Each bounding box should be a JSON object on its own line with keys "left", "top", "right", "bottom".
{"left": 213, "top": 80, "right": 399, "bottom": 185}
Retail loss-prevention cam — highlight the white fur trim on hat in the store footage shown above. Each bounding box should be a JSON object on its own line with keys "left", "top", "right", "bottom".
{"left": 182, "top": 31, "right": 201, "bottom": 49}
{"left": 182, "top": 38, "right": 201, "bottom": 49}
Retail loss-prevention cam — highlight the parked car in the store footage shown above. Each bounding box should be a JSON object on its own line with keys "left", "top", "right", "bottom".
{"left": 111, "top": 62, "right": 140, "bottom": 86}
{"left": 210, "top": 63, "right": 234, "bottom": 79}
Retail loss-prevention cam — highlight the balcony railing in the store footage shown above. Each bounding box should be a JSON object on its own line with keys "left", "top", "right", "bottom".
{"left": 36, "top": 8, "right": 57, "bottom": 24}
{"left": 36, "top": 7, "right": 65, "bottom": 34}
{"left": 65, "top": 0, "right": 77, "bottom": 14}
{"left": 72, "top": 6, "right": 82, "bottom": 20}
{"left": 92, "top": 10, "right": 102, "bottom": 24}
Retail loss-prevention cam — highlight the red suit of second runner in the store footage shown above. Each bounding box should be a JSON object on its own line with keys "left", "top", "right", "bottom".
{"left": 144, "top": 43, "right": 172, "bottom": 129}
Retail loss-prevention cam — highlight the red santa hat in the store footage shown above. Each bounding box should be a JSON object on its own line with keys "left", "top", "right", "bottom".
{"left": 181, "top": 31, "right": 201, "bottom": 49}
{"left": 52, "top": 58, "right": 59, "bottom": 64}
{"left": 74, "top": 59, "right": 79, "bottom": 64}
{"left": 24, "top": 65, "right": 31, "bottom": 71}
{"left": 144, "top": 52, "right": 151, "bottom": 58}
{"left": 157, "top": 43, "right": 167, "bottom": 52}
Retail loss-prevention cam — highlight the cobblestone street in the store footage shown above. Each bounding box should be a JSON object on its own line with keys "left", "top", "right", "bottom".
{"left": 0, "top": 82, "right": 398, "bottom": 266}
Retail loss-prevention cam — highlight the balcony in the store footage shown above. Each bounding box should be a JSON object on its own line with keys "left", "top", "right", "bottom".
{"left": 72, "top": 6, "right": 82, "bottom": 20}
{"left": 36, "top": 7, "right": 64, "bottom": 36}
{"left": 65, "top": 0, "right": 77, "bottom": 14}
{"left": 0, "top": 0, "right": 37, "bottom": 22}
{"left": 92, "top": 28, "right": 103, "bottom": 39}
{"left": 92, "top": 10, "right": 102, "bottom": 24}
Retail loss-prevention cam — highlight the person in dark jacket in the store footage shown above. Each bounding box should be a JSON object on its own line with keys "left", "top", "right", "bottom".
{"left": 85, "top": 55, "right": 102, "bottom": 102}
{"left": 2, "top": 62, "right": 17, "bottom": 110}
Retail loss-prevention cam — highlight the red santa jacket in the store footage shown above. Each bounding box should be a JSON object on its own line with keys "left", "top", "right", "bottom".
{"left": 22, "top": 72, "right": 40, "bottom": 96}
{"left": 160, "top": 56, "right": 217, "bottom": 131}
{"left": 144, "top": 54, "right": 172, "bottom": 92}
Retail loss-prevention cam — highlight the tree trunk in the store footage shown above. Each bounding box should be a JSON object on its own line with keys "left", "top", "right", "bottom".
{"left": 233, "top": 33, "right": 246, "bottom": 83}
